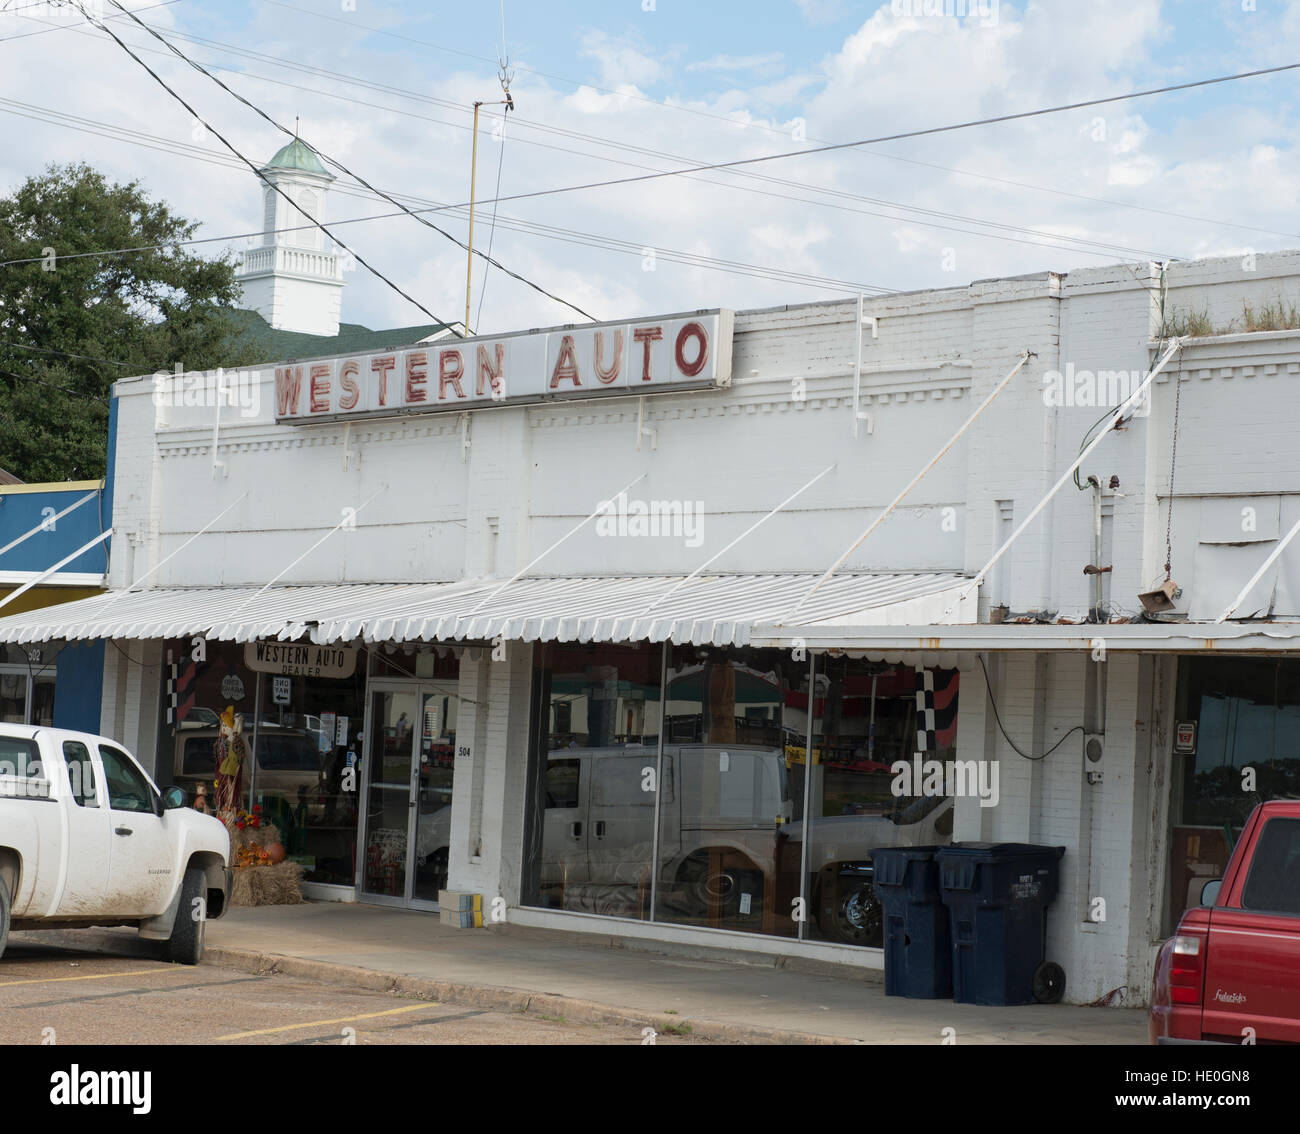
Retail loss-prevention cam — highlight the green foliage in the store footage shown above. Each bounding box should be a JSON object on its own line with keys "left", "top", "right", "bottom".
{"left": 0, "top": 162, "right": 258, "bottom": 481}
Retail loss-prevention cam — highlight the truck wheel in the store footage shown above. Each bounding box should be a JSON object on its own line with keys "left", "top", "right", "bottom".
{"left": 829, "top": 878, "right": 883, "bottom": 947}
{"left": 1032, "top": 960, "right": 1066, "bottom": 1004}
{"left": 679, "top": 853, "right": 743, "bottom": 919}
{"left": 165, "top": 868, "right": 206, "bottom": 965}
{"left": 0, "top": 875, "right": 10, "bottom": 962}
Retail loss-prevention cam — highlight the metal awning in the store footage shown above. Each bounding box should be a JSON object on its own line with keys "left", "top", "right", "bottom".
{"left": 747, "top": 621, "right": 1300, "bottom": 652}
{"left": 0, "top": 571, "right": 975, "bottom": 647}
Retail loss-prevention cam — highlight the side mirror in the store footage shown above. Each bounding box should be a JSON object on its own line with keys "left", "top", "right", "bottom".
{"left": 162, "top": 785, "right": 187, "bottom": 810}
{"left": 1201, "top": 878, "right": 1222, "bottom": 907}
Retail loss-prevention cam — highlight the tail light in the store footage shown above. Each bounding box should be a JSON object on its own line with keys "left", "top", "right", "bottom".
{"left": 1170, "top": 933, "right": 1205, "bottom": 1005}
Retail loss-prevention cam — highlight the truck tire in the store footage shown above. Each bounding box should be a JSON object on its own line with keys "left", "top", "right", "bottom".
{"left": 164, "top": 868, "right": 206, "bottom": 965}
{"left": 0, "top": 875, "right": 10, "bottom": 962}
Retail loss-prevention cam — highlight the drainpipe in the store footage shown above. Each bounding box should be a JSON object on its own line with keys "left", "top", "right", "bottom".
{"left": 1091, "top": 476, "right": 1104, "bottom": 621}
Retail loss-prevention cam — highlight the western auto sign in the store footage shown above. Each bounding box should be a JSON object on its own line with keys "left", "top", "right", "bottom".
{"left": 275, "top": 309, "right": 735, "bottom": 424}
{"left": 244, "top": 641, "right": 358, "bottom": 678}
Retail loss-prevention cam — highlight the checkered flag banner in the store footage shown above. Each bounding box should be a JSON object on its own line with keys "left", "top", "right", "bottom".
{"left": 165, "top": 648, "right": 198, "bottom": 725}
{"left": 914, "top": 667, "right": 960, "bottom": 753}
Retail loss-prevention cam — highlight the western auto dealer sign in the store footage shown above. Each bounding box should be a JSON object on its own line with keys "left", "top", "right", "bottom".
{"left": 275, "top": 309, "right": 734, "bottom": 424}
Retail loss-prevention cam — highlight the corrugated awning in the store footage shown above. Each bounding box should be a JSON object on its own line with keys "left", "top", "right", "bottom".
{"left": 0, "top": 572, "right": 974, "bottom": 646}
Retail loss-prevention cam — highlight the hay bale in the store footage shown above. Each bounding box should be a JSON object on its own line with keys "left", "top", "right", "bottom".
{"left": 230, "top": 860, "right": 303, "bottom": 907}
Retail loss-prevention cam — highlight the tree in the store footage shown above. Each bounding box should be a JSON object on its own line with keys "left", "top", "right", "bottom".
{"left": 0, "top": 163, "right": 258, "bottom": 481}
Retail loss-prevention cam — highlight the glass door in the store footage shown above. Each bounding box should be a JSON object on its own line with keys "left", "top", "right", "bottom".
{"left": 360, "top": 680, "right": 459, "bottom": 908}
{"left": 412, "top": 683, "right": 458, "bottom": 904}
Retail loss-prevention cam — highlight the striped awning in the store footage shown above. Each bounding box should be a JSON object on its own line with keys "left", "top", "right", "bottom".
{"left": 0, "top": 572, "right": 974, "bottom": 647}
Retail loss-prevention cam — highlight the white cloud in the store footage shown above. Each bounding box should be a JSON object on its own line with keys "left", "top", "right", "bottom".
{"left": 686, "top": 53, "right": 785, "bottom": 75}
{"left": 577, "top": 29, "right": 667, "bottom": 89}
{"left": 0, "top": 0, "right": 1297, "bottom": 347}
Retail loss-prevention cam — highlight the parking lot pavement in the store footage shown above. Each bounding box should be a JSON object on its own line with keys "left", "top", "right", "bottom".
{"left": 0, "top": 940, "right": 704, "bottom": 1046}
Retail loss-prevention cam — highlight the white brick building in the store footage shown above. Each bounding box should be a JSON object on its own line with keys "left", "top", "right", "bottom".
{"left": 4, "top": 249, "right": 1300, "bottom": 1007}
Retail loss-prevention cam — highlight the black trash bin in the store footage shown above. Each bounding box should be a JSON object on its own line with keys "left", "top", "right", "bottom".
{"left": 936, "top": 843, "right": 1066, "bottom": 1006}
{"left": 871, "top": 846, "right": 952, "bottom": 999}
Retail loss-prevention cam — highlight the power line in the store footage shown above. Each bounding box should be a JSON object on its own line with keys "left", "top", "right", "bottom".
{"left": 0, "top": 366, "right": 111, "bottom": 402}
{"left": 0, "top": 99, "right": 892, "bottom": 294}
{"left": 16, "top": 2, "right": 1298, "bottom": 256}
{"left": 92, "top": 19, "right": 1300, "bottom": 251}
{"left": 7, "top": 48, "right": 1297, "bottom": 287}
{"left": 0, "top": 339, "right": 152, "bottom": 370}
{"left": 90, "top": 13, "right": 1194, "bottom": 261}
{"left": 261, "top": 0, "right": 1300, "bottom": 243}
{"left": 0, "top": 99, "right": 889, "bottom": 294}
{"left": 0, "top": 0, "right": 177, "bottom": 42}
{"left": 66, "top": 0, "right": 451, "bottom": 332}
{"left": 15, "top": 8, "right": 1268, "bottom": 265}
{"left": 99, "top": 0, "right": 596, "bottom": 327}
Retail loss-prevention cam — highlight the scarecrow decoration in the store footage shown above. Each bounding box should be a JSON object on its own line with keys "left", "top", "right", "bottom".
{"left": 213, "top": 705, "right": 247, "bottom": 816}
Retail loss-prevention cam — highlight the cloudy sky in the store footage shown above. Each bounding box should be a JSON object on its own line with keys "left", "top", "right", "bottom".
{"left": 2, "top": 0, "right": 1298, "bottom": 336}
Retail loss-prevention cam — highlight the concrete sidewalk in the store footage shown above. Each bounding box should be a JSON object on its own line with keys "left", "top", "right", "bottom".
{"left": 184, "top": 902, "right": 1146, "bottom": 1045}
{"left": 21, "top": 902, "right": 1148, "bottom": 1043}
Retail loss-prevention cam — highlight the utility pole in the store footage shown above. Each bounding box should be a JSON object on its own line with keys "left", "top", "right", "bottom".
{"left": 464, "top": 76, "right": 514, "bottom": 336}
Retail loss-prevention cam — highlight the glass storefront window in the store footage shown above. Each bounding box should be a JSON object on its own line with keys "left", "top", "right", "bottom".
{"left": 652, "top": 645, "right": 798, "bottom": 936}
{"left": 524, "top": 642, "right": 662, "bottom": 919}
{"left": 0, "top": 642, "right": 63, "bottom": 725}
{"left": 797, "top": 657, "right": 957, "bottom": 948}
{"left": 1167, "top": 656, "right": 1300, "bottom": 929}
{"left": 164, "top": 639, "right": 368, "bottom": 887}
{"left": 522, "top": 643, "right": 961, "bottom": 951}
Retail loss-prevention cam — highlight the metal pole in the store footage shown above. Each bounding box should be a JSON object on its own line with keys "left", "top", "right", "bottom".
{"left": 867, "top": 672, "right": 878, "bottom": 763}
{"left": 791, "top": 349, "right": 1033, "bottom": 617}
{"left": 648, "top": 640, "right": 668, "bottom": 922}
{"left": 942, "top": 336, "right": 1185, "bottom": 619}
{"left": 249, "top": 670, "right": 262, "bottom": 813}
{"left": 465, "top": 100, "right": 482, "bottom": 335}
{"left": 852, "top": 293, "right": 865, "bottom": 440}
{"left": 797, "top": 651, "right": 816, "bottom": 942}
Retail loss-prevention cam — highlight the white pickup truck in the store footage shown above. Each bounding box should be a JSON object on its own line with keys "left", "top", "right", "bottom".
{"left": 0, "top": 724, "right": 231, "bottom": 964}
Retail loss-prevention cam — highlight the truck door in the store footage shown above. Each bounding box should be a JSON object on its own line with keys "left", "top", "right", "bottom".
{"left": 540, "top": 753, "right": 589, "bottom": 900}
{"left": 96, "top": 741, "right": 175, "bottom": 917}
{"left": 52, "top": 739, "right": 111, "bottom": 916}
{"left": 1202, "top": 813, "right": 1300, "bottom": 1043}
{"left": 587, "top": 751, "right": 660, "bottom": 895}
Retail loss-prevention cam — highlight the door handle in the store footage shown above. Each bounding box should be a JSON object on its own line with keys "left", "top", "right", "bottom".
{"left": 569, "top": 821, "right": 582, "bottom": 839}
{"left": 594, "top": 820, "right": 606, "bottom": 839}
{"left": 114, "top": 826, "right": 133, "bottom": 836}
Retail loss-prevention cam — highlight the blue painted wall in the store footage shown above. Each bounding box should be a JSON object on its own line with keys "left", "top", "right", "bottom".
{"left": 54, "top": 640, "right": 105, "bottom": 733}
{"left": 0, "top": 485, "right": 109, "bottom": 575}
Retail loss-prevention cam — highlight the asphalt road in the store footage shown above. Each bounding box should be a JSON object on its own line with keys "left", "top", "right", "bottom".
{"left": 0, "top": 939, "right": 704, "bottom": 1046}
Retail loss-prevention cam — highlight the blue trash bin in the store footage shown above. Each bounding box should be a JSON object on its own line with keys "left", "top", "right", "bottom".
{"left": 871, "top": 846, "right": 952, "bottom": 999}
{"left": 937, "top": 843, "right": 1066, "bottom": 1006}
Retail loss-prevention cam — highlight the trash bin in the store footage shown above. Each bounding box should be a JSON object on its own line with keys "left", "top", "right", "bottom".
{"left": 871, "top": 846, "right": 952, "bottom": 999}
{"left": 937, "top": 843, "right": 1066, "bottom": 1006}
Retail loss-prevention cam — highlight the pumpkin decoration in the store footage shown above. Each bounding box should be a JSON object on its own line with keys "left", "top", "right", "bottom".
{"left": 266, "top": 841, "right": 287, "bottom": 864}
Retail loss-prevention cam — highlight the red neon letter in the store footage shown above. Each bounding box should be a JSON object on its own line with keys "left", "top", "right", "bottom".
{"left": 439, "top": 349, "right": 466, "bottom": 399}
{"left": 594, "top": 330, "right": 623, "bottom": 384}
{"left": 371, "top": 354, "right": 396, "bottom": 407}
{"left": 632, "top": 326, "right": 663, "bottom": 381}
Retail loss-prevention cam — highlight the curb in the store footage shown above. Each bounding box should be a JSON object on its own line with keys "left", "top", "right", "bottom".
{"left": 202, "top": 944, "right": 853, "bottom": 1045}
{"left": 12, "top": 928, "right": 852, "bottom": 1045}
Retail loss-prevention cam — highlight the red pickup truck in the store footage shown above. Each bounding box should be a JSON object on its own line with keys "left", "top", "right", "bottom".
{"left": 1149, "top": 799, "right": 1300, "bottom": 1044}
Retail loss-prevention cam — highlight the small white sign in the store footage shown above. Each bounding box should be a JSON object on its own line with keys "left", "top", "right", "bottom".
{"left": 272, "top": 676, "right": 291, "bottom": 705}
{"left": 319, "top": 711, "right": 337, "bottom": 754}
{"left": 335, "top": 715, "right": 349, "bottom": 745}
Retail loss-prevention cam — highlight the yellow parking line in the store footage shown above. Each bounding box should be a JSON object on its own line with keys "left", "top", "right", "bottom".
{"left": 0, "top": 967, "right": 178, "bottom": 989}
{"left": 218, "top": 1003, "right": 437, "bottom": 1041}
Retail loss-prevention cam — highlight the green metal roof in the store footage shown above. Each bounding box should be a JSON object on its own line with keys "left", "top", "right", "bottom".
{"left": 264, "top": 138, "right": 332, "bottom": 178}
{"left": 221, "top": 309, "right": 455, "bottom": 366}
